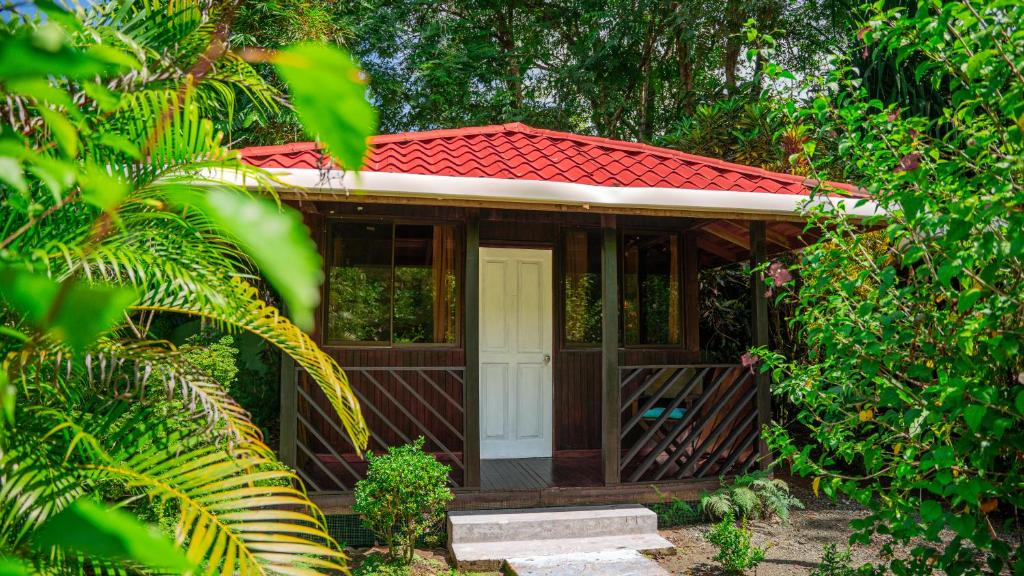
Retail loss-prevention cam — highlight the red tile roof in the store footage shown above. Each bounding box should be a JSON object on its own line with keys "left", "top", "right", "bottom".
{"left": 239, "top": 123, "right": 853, "bottom": 196}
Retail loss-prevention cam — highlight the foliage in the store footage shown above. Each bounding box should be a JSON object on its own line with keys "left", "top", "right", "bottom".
{"left": 755, "top": 0, "right": 1024, "bottom": 574}
{"left": 811, "top": 544, "right": 856, "bottom": 576}
{"left": 339, "top": 0, "right": 859, "bottom": 139}
{"left": 650, "top": 488, "right": 700, "bottom": 528}
{"left": 701, "top": 472, "right": 803, "bottom": 522}
{"left": 705, "top": 512, "right": 768, "bottom": 575}
{"left": 179, "top": 333, "right": 240, "bottom": 390}
{"left": 0, "top": 0, "right": 376, "bottom": 574}
{"left": 354, "top": 439, "right": 454, "bottom": 565}
{"left": 352, "top": 553, "right": 410, "bottom": 576}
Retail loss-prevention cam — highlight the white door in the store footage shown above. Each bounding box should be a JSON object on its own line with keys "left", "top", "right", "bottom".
{"left": 479, "top": 247, "right": 553, "bottom": 459}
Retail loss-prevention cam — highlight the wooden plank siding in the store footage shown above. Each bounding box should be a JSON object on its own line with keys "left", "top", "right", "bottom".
{"left": 286, "top": 199, "right": 757, "bottom": 496}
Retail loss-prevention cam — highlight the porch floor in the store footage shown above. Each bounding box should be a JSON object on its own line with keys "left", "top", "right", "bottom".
{"left": 481, "top": 453, "right": 603, "bottom": 491}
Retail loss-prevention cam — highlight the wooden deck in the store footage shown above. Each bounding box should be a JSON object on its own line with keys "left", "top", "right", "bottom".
{"left": 481, "top": 453, "right": 603, "bottom": 491}
{"left": 309, "top": 450, "right": 725, "bottom": 514}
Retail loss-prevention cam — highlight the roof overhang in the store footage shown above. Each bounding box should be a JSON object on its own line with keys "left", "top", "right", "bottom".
{"left": 234, "top": 168, "right": 883, "bottom": 221}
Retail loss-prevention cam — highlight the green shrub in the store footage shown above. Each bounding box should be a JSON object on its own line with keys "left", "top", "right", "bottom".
{"left": 178, "top": 332, "right": 239, "bottom": 389}
{"left": 353, "top": 438, "right": 454, "bottom": 565}
{"left": 352, "top": 553, "right": 409, "bottom": 576}
{"left": 811, "top": 544, "right": 856, "bottom": 576}
{"left": 705, "top": 512, "right": 767, "bottom": 575}
{"left": 650, "top": 488, "right": 700, "bottom": 528}
{"left": 701, "top": 472, "right": 803, "bottom": 522}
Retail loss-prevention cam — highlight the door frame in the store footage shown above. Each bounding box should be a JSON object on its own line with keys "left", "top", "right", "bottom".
{"left": 478, "top": 245, "right": 555, "bottom": 459}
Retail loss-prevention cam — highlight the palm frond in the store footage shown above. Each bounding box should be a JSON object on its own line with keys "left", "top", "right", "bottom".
{"left": 89, "top": 435, "right": 347, "bottom": 576}
{"left": 135, "top": 277, "right": 370, "bottom": 452}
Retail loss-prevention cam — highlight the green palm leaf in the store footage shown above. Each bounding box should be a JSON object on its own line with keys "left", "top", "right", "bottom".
{"left": 135, "top": 277, "right": 370, "bottom": 452}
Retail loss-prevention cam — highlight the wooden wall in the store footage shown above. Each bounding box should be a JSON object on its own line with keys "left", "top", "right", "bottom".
{"left": 294, "top": 200, "right": 702, "bottom": 455}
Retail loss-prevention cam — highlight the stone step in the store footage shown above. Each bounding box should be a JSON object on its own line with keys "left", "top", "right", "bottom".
{"left": 504, "top": 549, "right": 670, "bottom": 576}
{"left": 448, "top": 504, "right": 657, "bottom": 544}
{"left": 451, "top": 533, "right": 675, "bottom": 572}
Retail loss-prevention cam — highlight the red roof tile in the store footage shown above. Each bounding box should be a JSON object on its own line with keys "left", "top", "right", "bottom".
{"left": 238, "top": 123, "right": 855, "bottom": 196}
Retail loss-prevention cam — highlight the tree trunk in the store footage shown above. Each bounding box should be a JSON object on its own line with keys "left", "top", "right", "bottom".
{"left": 722, "top": 0, "right": 744, "bottom": 91}
{"left": 673, "top": 3, "right": 694, "bottom": 114}
{"left": 497, "top": 1, "right": 523, "bottom": 110}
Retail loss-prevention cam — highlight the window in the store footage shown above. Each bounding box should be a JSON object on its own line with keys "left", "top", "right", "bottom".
{"left": 622, "top": 232, "right": 680, "bottom": 345}
{"left": 563, "top": 229, "right": 602, "bottom": 345}
{"left": 326, "top": 221, "right": 460, "bottom": 345}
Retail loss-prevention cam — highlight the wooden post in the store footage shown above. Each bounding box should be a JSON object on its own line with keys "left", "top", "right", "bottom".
{"left": 279, "top": 353, "right": 297, "bottom": 469}
{"left": 749, "top": 221, "right": 771, "bottom": 469}
{"left": 601, "top": 215, "right": 621, "bottom": 485}
{"left": 463, "top": 216, "right": 481, "bottom": 489}
{"left": 682, "top": 232, "right": 700, "bottom": 357}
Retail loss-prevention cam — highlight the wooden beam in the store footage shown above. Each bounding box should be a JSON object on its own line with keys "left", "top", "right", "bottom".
{"left": 703, "top": 222, "right": 751, "bottom": 250}
{"left": 276, "top": 191, "right": 812, "bottom": 222}
{"left": 749, "top": 221, "right": 771, "bottom": 470}
{"left": 682, "top": 232, "right": 700, "bottom": 355}
{"left": 279, "top": 354, "right": 297, "bottom": 469}
{"left": 463, "top": 216, "right": 481, "bottom": 488}
{"left": 601, "top": 215, "right": 621, "bottom": 485}
{"left": 695, "top": 235, "right": 740, "bottom": 262}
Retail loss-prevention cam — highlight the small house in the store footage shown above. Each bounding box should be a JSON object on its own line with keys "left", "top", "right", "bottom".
{"left": 240, "top": 123, "right": 874, "bottom": 512}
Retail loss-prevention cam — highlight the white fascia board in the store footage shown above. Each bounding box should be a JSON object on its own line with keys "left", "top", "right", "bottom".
{"left": 227, "top": 167, "right": 884, "bottom": 219}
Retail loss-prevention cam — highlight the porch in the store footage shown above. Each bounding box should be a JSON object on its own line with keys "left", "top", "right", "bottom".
{"left": 276, "top": 202, "right": 776, "bottom": 512}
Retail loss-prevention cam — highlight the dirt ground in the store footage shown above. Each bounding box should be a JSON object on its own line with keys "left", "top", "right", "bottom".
{"left": 654, "top": 478, "right": 1017, "bottom": 575}
{"left": 348, "top": 478, "right": 1018, "bottom": 575}
{"left": 655, "top": 492, "right": 876, "bottom": 575}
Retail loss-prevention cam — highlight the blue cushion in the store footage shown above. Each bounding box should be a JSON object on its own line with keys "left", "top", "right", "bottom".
{"left": 643, "top": 407, "right": 686, "bottom": 420}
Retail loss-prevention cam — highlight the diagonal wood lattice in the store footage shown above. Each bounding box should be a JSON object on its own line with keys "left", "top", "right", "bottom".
{"left": 295, "top": 366, "right": 466, "bottom": 492}
{"left": 619, "top": 364, "right": 760, "bottom": 483}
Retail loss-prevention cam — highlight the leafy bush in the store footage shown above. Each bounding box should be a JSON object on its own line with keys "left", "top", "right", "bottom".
{"left": 179, "top": 333, "right": 240, "bottom": 388}
{"left": 354, "top": 438, "right": 454, "bottom": 565}
{"left": 352, "top": 553, "right": 410, "bottom": 576}
{"left": 754, "top": 0, "right": 1024, "bottom": 573}
{"left": 705, "top": 512, "right": 767, "bottom": 575}
{"left": 811, "top": 544, "right": 856, "bottom": 576}
{"left": 651, "top": 487, "right": 700, "bottom": 528}
{"left": 701, "top": 472, "right": 803, "bottom": 522}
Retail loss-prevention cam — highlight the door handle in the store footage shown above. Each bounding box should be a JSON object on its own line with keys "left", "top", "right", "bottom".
{"left": 543, "top": 353, "right": 551, "bottom": 365}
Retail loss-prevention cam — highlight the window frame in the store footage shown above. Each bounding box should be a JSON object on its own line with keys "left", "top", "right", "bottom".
{"left": 618, "top": 228, "right": 685, "bottom": 349}
{"left": 556, "top": 226, "right": 687, "bottom": 350}
{"left": 322, "top": 215, "right": 464, "bottom": 349}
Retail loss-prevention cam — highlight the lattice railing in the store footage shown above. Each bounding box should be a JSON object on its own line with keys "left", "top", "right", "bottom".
{"left": 294, "top": 366, "right": 466, "bottom": 492}
{"left": 619, "top": 364, "right": 760, "bottom": 483}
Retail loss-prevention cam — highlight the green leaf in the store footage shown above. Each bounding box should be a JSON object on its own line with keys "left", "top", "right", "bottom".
{"left": 0, "top": 269, "right": 137, "bottom": 352}
{"left": 963, "top": 405, "right": 986, "bottom": 432}
{"left": 273, "top": 44, "right": 376, "bottom": 170}
{"left": 920, "top": 500, "right": 943, "bottom": 522}
{"left": 957, "top": 288, "right": 982, "bottom": 312}
{"left": 0, "top": 24, "right": 130, "bottom": 81}
{"left": 0, "top": 157, "right": 27, "bottom": 193}
{"left": 80, "top": 164, "right": 129, "bottom": 212}
{"left": 937, "top": 260, "right": 960, "bottom": 288}
{"left": 0, "top": 557, "right": 30, "bottom": 576}
{"left": 177, "top": 190, "right": 322, "bottom": 330}
{"left": 32, "top": 499, "right": 193, "bottom": 574}
{"left": 37, "top": 106, "right": 79, "bottom": 159}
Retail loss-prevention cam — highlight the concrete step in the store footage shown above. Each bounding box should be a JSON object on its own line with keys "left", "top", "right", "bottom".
{"left": 451, "top": 533, "right": 675, "bottom": 571}
{"left": 505, "top": 549, "right": 670, "bottom": 576}
{"left": 448, "top": 504, "right": 657, "bottom": 544}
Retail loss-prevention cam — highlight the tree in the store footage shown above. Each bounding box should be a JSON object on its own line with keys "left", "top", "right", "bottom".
{"left": 756, "top": 1, "right": 1024, "bottom": 574}
{"left": 0, "top": 0, "right": 374, "bottom": 573}
{"left": 340, "top": 0, "right": 859, "bottom": 139}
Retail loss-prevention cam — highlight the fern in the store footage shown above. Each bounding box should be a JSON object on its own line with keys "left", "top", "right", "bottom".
{"left": 701, "top": 473, "right": 803, "bottom": 522}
